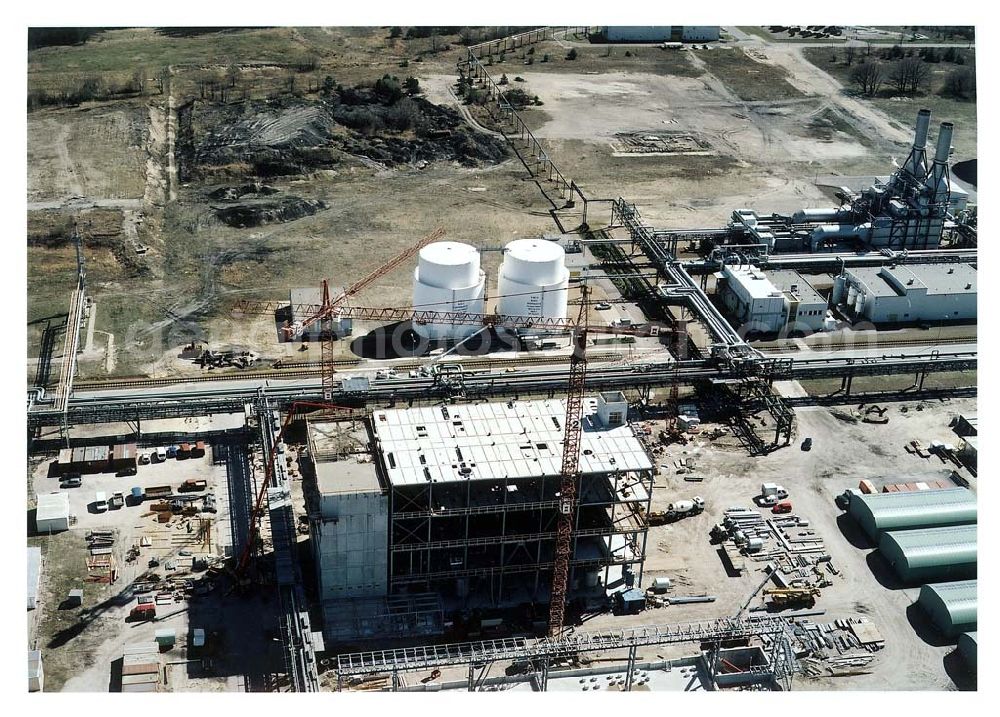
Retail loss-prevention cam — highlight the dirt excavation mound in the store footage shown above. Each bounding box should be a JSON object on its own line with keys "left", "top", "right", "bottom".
{"left": 206, "top": 183, "right": 280, "bottom": 201}
{"left": 178, "top": 84, "right": 510, "bottom": 181}
{"left": 214, "top": 197, "right": 327, "bottom": 228}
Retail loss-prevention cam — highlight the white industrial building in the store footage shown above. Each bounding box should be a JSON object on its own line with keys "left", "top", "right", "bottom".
{"left": 497, "top": 238, "right": 569, "bottom": 323}
{"left": 606, "top": 26, "right": 720, "bottom": 42}
{"left": 832, "top": 263, "right": 977, "bottom": 324}
{"left": 412, "top": 241, "right": 486, "bottom": 340}
{"left": 28, "top": 651, "right": 43, "bottom": 692}
{"left": 717, "top": 265, "right": 828, "bottom": 335}
{"left": 35, "top": 492, "right": 70, "bottom": 533}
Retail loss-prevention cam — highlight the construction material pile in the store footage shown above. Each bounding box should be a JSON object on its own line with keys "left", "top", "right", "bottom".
{"left": 712, "top": 507, "right": 838, "bottom": 590}
{"left": 791, "top": 617, "right": 885, "bottom": 678}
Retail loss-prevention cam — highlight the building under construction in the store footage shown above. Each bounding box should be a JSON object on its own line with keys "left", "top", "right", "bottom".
{"left": 305, "top": 392, "right": 655, "bottom": 641}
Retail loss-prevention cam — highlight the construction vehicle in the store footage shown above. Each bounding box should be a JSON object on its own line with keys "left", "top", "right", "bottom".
{"left": 179, "top": 479, "right": 208, "bottom": 492}
{"left": 763, "top": 587, "right": 820, "bottom": 610}
{"left": 646, "top": 497, "right": 705, "bottom": 525}
{"left": 145, "top": 485, "right": 172, "bottom": 499}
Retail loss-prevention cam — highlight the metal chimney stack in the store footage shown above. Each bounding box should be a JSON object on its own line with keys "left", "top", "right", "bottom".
{"left": 924, "top": 122, "right": 954, "bottom": 203}
{"left": 901, "top": 109, "right": 931, "bottom": 181}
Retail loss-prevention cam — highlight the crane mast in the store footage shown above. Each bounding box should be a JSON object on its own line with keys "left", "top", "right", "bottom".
{"left": 548, "top": 287, "right": 590, "bottom": 637}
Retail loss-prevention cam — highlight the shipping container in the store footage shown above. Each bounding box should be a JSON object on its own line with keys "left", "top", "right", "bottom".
{"left": 192, "top": 441, "right": 207, "bottom": 458}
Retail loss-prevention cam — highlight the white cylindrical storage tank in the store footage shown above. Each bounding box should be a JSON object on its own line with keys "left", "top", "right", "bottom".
{"left": 412, "top": 241, "right": 486, "bottom": 340}
{"left": 497, "top": 239, "right": 569, "bottom": 322}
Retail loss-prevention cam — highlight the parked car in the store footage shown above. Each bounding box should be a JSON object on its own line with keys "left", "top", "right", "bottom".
{"left": 772, "top": 501, "right": 793, "bottom": 514}
{"left": 801, "top": 437, "right": 813, "bottom": 451}
{"left": 595, "top": 302, "right": 612, "bottom": 310}
{"left": 154, "top": 447, "right": 167, "bottom": 462}
{"left": 138, "top": 453, "right": 151, "bottom": 465}
{"left": 61, "top": 476, "right": 82, "bottom": 488}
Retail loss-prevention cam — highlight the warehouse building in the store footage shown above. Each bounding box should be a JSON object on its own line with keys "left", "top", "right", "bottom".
{"left": 307, "top": 393, "right": 655, "bottom": 641}
{"left": 918, "top": 580, "right": 977, "bottom": 638}
{"left": 35, "top": 492, "right": 70, "bottom": 533}
{"left": 717, "top": 265, "right": 828, "bottom": 335}
{"left": 877, "top": 525, "right": 977, "bottom": 584}
{"left": 848, "top": 488, "right": 977, "bottom": 542}
{"left": 605, "top": 26, "right": 720, "bottom": 43}
{"left": 832, "top": 263, "right": 977, "bottom": 325}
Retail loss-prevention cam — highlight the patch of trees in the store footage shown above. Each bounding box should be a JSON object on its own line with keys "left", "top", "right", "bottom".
{"left": 28, "top": 27, "right": 104, "bottom": 50}
{"left": 942, "top": 68, "right": 976, "bottom": 99}
{"left": 849, "top": 61, "right": 885, "bottom": 96}
{"left": 28, "top": 71, "right": 161, "bottom": 111}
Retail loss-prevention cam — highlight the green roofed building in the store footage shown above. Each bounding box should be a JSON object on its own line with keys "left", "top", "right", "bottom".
{"left": 917, "top": 580, "right": 977, "bottom": 638}
{"left": 878, "top": 525, "right": 977, "bottom": 584}
{"left": 848, "top": 488, "right": 977, "bottom": 542}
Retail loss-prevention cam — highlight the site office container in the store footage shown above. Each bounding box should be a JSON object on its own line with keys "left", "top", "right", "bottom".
{"left": 111, "top": 443, "right": 139, "bottom": 474}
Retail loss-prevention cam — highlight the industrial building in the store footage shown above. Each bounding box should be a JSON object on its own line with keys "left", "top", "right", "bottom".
{"left": 605, "top": 26, "right": 720, "bottom": 42}
{"left": 917, "top": 580, "right": 977, "bottom": 638}
{"left": 877, "top": 525, "right": 977, "bottom": 584}
{"left": 832, "top": 263, "right": 976, "bottom": 325}
{"left": 412, "top": 241, "right": 487, "bottom": 340}
{"left": 717, "top": 265, "right": 827, "bottom": 335}
{"left": 847, "top": 488, "right": 977, "bottom": 542}
{"left": 307, "top": 393, "right": 655, "bottom": 642}
{"left": 288, "top": 286, "right": 351, "bottom": 339}
{"left": 729, "top": 111, "right": 962, "bottom": 252}
{"left": 35, "top": 492, "right": 70, "bottom": 533}
{"left": 497, "top": 238, "right": 569, "bottom": 323}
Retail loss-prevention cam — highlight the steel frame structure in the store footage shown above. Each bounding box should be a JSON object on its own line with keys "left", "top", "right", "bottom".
{"left": 334, "top": 616, "right": 792, "bottom": 686}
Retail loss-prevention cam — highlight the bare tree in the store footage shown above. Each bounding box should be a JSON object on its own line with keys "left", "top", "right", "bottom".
{"left": 850, "top": 61, "right": 884, "bottom": 96}
{"left": 844, "top": 44, "right": 856, "bottom": 66}
{"left": 890, "top": 57, "right": 930, "bottom": 94}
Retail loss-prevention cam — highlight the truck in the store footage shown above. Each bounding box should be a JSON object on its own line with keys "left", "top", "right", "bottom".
{"left": 760, "top": 483, "right": 788, "bottom": 506}
{"left": 772, "top": 501, "right": 793, "bottom": 514}
{"left": 763, "top": 587, "right": 820, "bottom": 610}
{"left": 93, "top": 492, "right": 108, "bottom": 512}
{"left": 179, "top": 479, "right": 208, "bottom": 493}
{"left": 647, "top": 497, "right": 705, "bottom": 525}
{"left": 108, "top": 492, "right": 125, "bottom": 510}
{"left": 145, "top": 485, "right": 173, "bottom": 500}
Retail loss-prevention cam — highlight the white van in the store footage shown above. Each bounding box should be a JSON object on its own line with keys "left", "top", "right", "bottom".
{"left": 94, "top": 492, "right": 108, "bottom": 512}
{"left": 154, "top": 447, "right": 167, "bottom": 462}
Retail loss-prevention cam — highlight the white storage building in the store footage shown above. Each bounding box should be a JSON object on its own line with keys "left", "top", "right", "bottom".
{"left": 718, "top": 265, "right": 827, "bottom": 334}
{"left": 833, "top": 263, "right": 976, "bottom": 324}
{"left": 35, "top": 493, "right": 70, "bottom": 533}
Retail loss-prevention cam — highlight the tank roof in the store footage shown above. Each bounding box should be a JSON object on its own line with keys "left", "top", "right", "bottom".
{"left": 504, "top": 238, "right": 565, "bottom": 262}
{"left": 419, "top": 241, "right": 479, "bottom": 266}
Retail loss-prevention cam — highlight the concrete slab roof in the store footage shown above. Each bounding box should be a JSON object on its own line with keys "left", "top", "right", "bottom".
{"left": 36, "top": 492, "right": 70, "bottom": 520}
{"left": 372, "top": 397, "right": 653, "bottom": 486}
{"left": 722, "top": 265, "right": 783, "bottom": 300}
{"left": 767, "top": 269, "right": 826, "bottom": 305}
{"left": 846, "top": 263, "right": 976, "bottom": 298}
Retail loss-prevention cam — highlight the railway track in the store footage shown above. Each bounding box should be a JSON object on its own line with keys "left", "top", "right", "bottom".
{"left": 756, "top": 335, "right": 976, "bottom": 353}
{"left": 72, "top": 351, "right": 625, "bottom": 392}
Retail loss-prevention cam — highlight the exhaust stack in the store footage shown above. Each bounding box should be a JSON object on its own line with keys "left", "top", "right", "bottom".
{"left": 924, "top": 122, "right": 954, "bottom": 202}
{"left": 901, "top": 109, "right": 931, "bottom": 180}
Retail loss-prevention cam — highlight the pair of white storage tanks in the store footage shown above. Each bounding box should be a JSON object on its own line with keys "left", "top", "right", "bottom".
{"left": 412, "top": 238, "right": 569, "bottom": 340}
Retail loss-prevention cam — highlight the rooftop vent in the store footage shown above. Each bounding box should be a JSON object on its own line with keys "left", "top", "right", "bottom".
{"left": 906, "top": 279, "right": 914, "bottom": 286}
{"left": 948, "top": 268, "right": 955, "bottom": 274}
{"left": 966, "top": 283, "right": 972, "bottom": 290}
